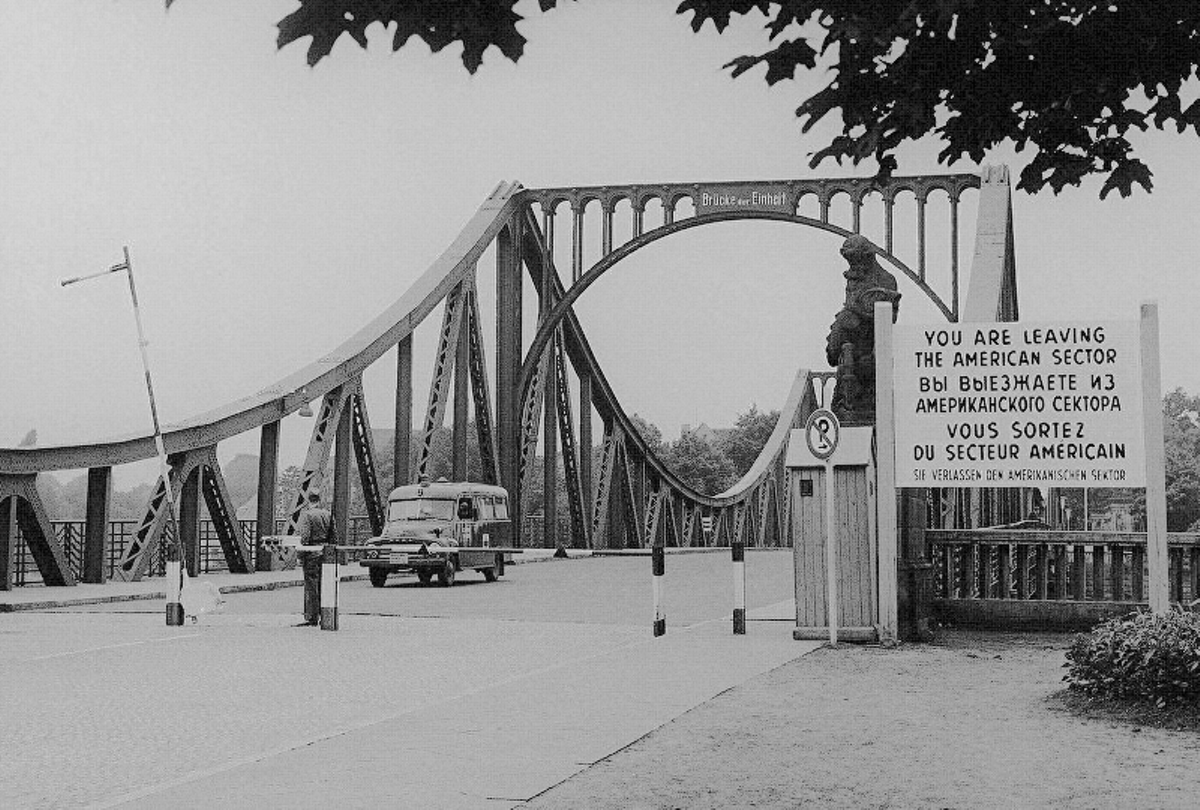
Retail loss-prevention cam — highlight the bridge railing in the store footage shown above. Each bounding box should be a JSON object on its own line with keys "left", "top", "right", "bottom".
{"left": 929, "top": 529, "right": 1200, "bottom": 628}
{"left": 9, "top": 517, "right": 378, "bottom": 586}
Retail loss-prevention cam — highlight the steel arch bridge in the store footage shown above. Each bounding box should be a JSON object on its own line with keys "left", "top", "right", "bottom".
{"left": 0, "top": 166, "right": 1019, "bottom": 589}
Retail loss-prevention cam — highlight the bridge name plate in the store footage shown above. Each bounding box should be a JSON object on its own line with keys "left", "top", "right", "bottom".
{"left": 892, "top": 320, "right": 1145, "bottom": 487}
{"left": 694, "top": 183, "right": 792, "bottom": 215}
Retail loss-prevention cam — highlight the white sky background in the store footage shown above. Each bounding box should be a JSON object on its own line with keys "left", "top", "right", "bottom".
{"left": 3, "top": 0, "right": 1200, "bottom": 488}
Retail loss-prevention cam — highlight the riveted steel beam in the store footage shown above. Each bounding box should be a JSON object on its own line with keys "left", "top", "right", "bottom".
{"left": 200, "top": 458, "right": 251, "bottom": 574}
{"left": 453, "top": 283, "right": 470, "bottom": 482}
{"left": 114, "top": 445, "right": 250, "bottom": 581}
{"left": 255, "top": 421, "right": 280, "bottom": 570}
{"left": 418, "top": 281, "right": 466, "bottom": 480}
{"left": 0, "top": 474, "right": 74, "bottom": 589}
{"left": 464, "top": 279, "right": 499, "bottom": 485}
{"left": 552, "top": 334, "right": 587, "bottom": 548}
{"left": 590, "top": 422, "right": 620, "bottom": 549}
{"left": 495, "top": 217, "right": 523, "bottom": 543}
{"left": 394, "top": 335, "right": 413, "bottom": 488}
{"left": 682, "top": 503, "right": 699, "bottom": 549}
{"left": 83, "top": 466, "right": 112, "bottom": 583}
{"left": 732, "top": 502, "right": 748, "bottom": 548}
{"left": 349, "top": 389, "right": 384, "bottom": 536}
{"left": 616, "top": 436, "right": 642, "bottom": 549}
{"left": 285, "top": 387, "right": 343, "bottom": 530}
{"left": 518, "top": 351, "right": 547, "bottom": 492}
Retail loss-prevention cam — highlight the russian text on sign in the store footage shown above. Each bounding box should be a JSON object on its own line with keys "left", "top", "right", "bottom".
{"left": 892, "top": 320, "right": 1145, "bottom": 487}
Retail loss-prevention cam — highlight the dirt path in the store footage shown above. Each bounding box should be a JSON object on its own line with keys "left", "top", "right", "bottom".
{"left": 521, "top": 631, "right": 1200, "bottom": 809}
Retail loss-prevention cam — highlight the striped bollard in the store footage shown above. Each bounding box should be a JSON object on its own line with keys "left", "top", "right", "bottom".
{"left": 732, "top": 541, "right": 746, "bottom": 635}
{"left": 319, "top": 543, "right": 339, "bottom": 631}
{"left": 652, "top": 545, "right": 665, "bottom": 637}
{"left": 165, "top": 544, "right": 185, "bottom": 626}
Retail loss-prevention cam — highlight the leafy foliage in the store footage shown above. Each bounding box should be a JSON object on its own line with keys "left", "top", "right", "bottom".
{"left": 681, "top": 1, "right": 1200, "bottom": 197}
{"left": 664, "top": 430, "right": 738, "bottom": 494}
{"left": 629, "top": 413, "right": 665, "bottom": 454}
{"left": 183, "top": 0, "right": 1200, "bottom": 197}
{"left": 1063, "top": 611, "right": 1200, "bottom": 707}
{"left": 1162, "top": 388, "right": 1200, "bottom": 531}
{"left": 718, "top": 404, "right": 780, "bottom": 475}
{"left": 267, "top": 0, "right": 550, "bottom": 73}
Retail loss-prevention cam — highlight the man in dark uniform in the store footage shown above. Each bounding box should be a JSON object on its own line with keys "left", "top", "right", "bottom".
{"left": 297, "top": 489, "right": 332, "bottom": 626}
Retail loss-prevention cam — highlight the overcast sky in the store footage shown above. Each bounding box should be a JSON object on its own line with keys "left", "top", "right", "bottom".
{"left": 4, "top": 1, "right": 1200, "bottom": 487}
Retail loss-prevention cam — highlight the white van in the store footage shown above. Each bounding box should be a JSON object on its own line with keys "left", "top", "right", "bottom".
{"left": 359, "top": 479, "right": 513, "bottom": 587}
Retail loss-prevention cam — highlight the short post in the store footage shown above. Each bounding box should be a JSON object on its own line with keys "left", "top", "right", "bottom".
{"left": 165, "top": 543, "right": 185, "bottom": 627}
{"left": 319, "top": 542, "right": 339, "bottom": 631}
{"left": 732, "top": 540, "right": 746, "bottom": 635}
{"left": 652, "top": 545, "right": 665, "bottom": 637}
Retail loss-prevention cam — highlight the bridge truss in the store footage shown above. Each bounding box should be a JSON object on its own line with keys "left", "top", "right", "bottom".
{"left": 0, "top": 166, "right": 1020, "bottom": 587}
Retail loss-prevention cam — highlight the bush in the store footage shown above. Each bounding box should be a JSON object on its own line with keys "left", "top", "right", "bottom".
{"left": 1063, "top": 611, "right": 1200, "bottom": 707}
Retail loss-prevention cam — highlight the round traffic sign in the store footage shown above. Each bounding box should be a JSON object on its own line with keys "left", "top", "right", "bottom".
{"left": 804, "top": 408, "right": 840, "bottom": 461}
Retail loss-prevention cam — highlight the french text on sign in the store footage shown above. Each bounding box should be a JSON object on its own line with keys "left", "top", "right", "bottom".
{"left": 892, "top": 320, "right": 1145, "bottom": 487}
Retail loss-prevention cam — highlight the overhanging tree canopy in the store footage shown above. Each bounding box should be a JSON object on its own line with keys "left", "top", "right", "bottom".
{"left": 169, "top": 0, "right": 1200, "bottom": 198}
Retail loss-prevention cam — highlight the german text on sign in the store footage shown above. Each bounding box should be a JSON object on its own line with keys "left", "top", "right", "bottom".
{"left": 891, "top": 321, "right": 1145, "bottom": 487}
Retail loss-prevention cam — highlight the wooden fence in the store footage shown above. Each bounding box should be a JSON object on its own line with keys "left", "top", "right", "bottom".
{"left": 929, "top": 529, "right": 1200, "bottom": 629}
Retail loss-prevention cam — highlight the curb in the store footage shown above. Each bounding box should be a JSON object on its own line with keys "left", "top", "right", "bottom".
{"left": 0, "top": 549, "right": 596, "bottom": 612}
{"left": 0, "top": 573, "right": 372, "bottom": 613}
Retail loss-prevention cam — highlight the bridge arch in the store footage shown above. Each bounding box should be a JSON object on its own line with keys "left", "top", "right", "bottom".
{"left": 519, "top": 209, "right": 950, "bottom": 407}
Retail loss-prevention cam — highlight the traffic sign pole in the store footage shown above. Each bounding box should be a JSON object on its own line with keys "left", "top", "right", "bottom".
{"left": 805, "top": 409, "right": 841, "bottom": 647}
{"left": 824, "top": 455, "right": 838, "bottom": 646}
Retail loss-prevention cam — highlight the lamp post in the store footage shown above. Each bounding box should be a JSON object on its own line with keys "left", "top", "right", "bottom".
{"left": 62, "top": 247, "right": 185, "bottom": 625}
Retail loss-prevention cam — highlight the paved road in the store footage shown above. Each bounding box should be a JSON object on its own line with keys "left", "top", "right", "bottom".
{"left": 73, "top": 551, "right": 797, "bottom": 626}
{"left": 1, "top": 551, "right": 811, "bottom": 809}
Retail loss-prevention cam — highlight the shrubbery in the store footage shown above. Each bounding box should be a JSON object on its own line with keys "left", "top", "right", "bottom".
{"left": 1063, "top": 611, "right": 1200, "bottom": 707}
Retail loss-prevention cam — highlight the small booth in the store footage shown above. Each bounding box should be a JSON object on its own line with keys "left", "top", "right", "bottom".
{"left": 786, "top": 423, "right": 880, "bottom": 642}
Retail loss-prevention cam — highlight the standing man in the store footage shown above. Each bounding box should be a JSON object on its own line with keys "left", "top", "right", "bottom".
{"left": 297, "top": 489, "right": 332, "bottom": 626}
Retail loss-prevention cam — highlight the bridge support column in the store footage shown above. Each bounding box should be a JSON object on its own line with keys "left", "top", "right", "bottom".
{"left": 453, "top": 307, "right": 469, "bottom": 480}
{"left": 395, "top": 335, "right": 413, "bottom": 487}
{"left": 0, "top": 474, "right": 75, "bottom": 588}
{"left": 256, "top": 420, "right": 280, "bottom": 571}
{"left": 83, "top": 466, "right": 112, "bottom": 584}
{"left": 1, "top": 494, "right": 15, "bottom": 590}
{"left": 179, "top": 466, "right": 201, "bottom": 576}
{"left": 333, "top": 400, "right": 352, "bottom": 545}
{"left": 496, "top": 220, "right": 523, "bottom": 544}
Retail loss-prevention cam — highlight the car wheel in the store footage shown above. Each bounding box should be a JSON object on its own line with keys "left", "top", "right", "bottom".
{"left": 482, "top": 567, "right": 497, "bottom": 582}
{"left": 417, "top": 570, "right": 433, "bottom": 586}
{"left": 369, "top": 568, "right": 388, "bottom": 588}
{"left": 437, "top": 558, "right": 456, "bottom": 587}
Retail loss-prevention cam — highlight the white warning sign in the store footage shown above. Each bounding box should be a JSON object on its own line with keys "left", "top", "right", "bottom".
{"left": 892, "top": 321, "right": 1145, "bottom": 487}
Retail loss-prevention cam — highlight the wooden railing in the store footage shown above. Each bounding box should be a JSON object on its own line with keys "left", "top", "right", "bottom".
{"left": 928, "top": 529, "right": 1200, "bottom": 627}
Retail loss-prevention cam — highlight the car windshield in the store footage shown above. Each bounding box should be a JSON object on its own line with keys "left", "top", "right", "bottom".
{"left": 388, "top": 498, "right": 455, "bottom": 522}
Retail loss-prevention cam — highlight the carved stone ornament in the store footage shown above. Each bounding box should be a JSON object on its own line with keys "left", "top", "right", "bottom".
{"left": 826, "top": 234, "right": 901, "bottom": 425}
